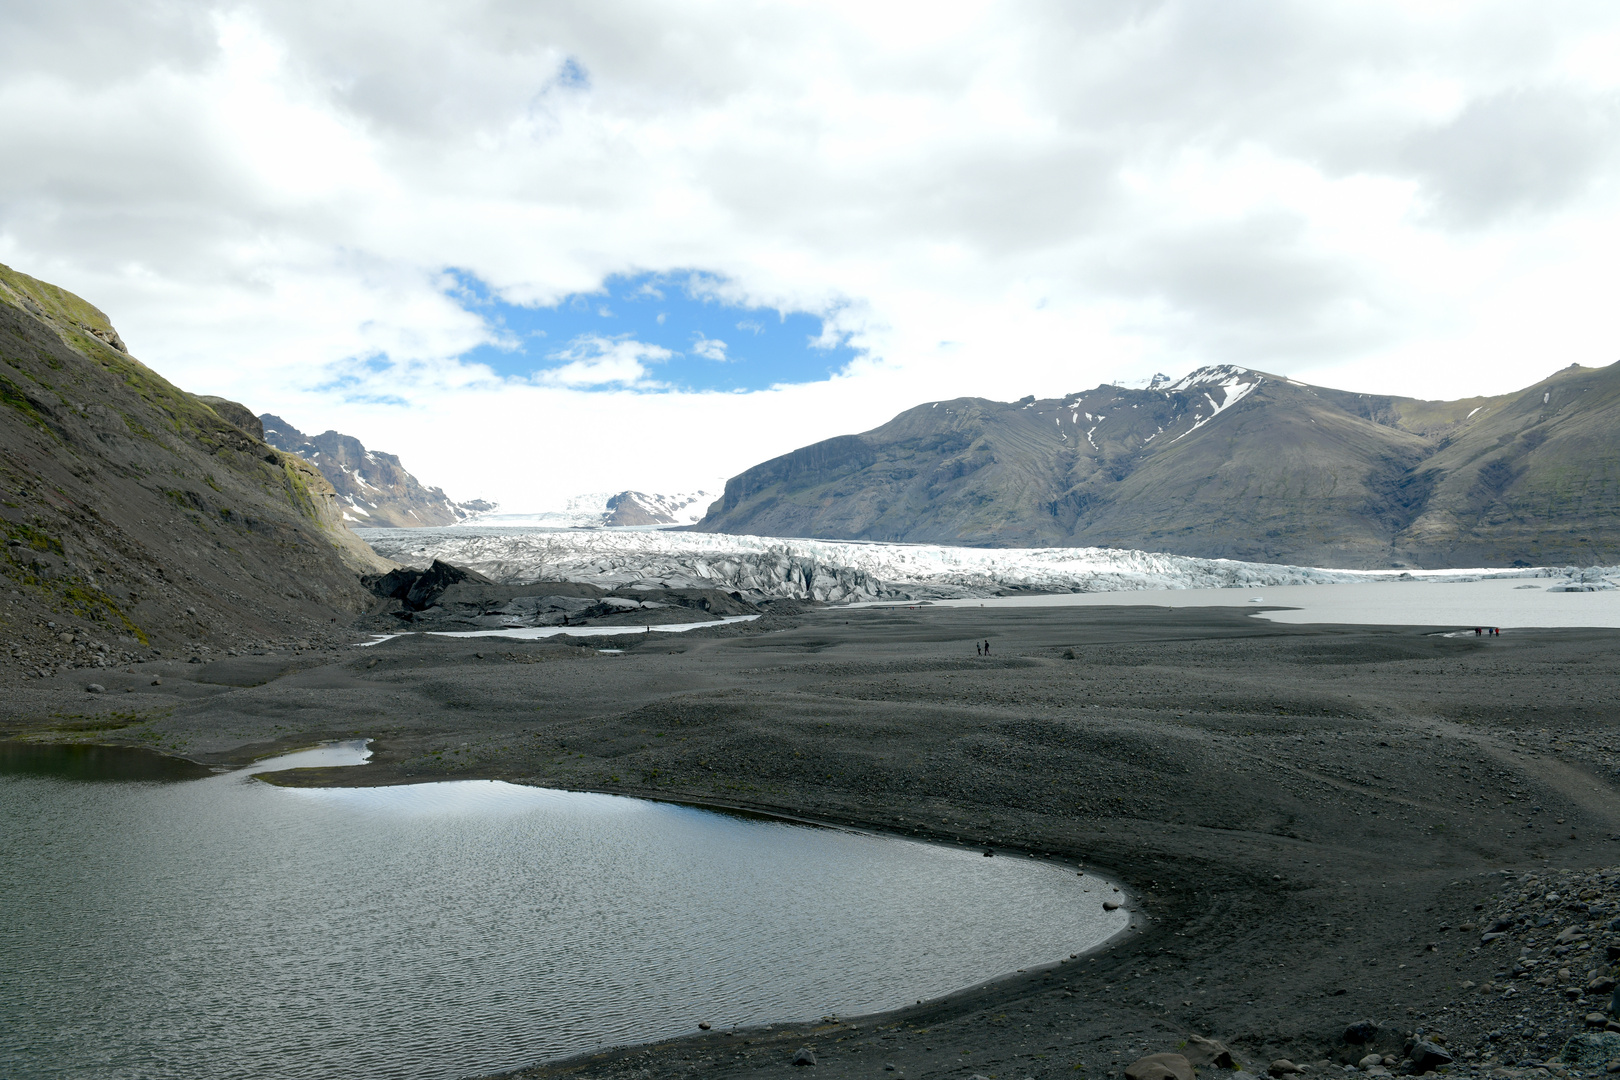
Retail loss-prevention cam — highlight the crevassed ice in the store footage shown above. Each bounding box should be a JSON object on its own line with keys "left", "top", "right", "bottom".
{"left": 356, "top": 528, "right": 1604, "bottom": 605}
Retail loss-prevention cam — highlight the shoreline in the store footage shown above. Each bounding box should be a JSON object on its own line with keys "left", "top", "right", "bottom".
{"left": 6, "top": 603, "right": 1620, "bottom": 1078}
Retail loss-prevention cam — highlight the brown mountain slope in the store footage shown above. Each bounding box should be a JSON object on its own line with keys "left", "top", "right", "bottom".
{"left": 0, "top": 262, "right": 390, "bottom": 684}
{"left": 260, "top": 414, "right": 478, "bottom": 528}
{"left": 693, "top": 363, "right": 1619, "bottom": 568}
{"left": 1396, "top": 361, "right": 1620, "bottom": 566}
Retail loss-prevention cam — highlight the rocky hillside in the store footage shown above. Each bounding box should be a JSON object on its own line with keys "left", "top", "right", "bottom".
{"left": 0, "top": 262, "right": 391, "bottom": 684}
{"left": 692, "top": 363, "right": 1620, "bottom": 569}
{"left": 260, "top": 415, "right": 489, "bottom": 527}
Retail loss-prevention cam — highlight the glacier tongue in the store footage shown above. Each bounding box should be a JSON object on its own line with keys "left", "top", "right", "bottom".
{"left": 357, "top": 528, "right": 1563, "bottom": 604}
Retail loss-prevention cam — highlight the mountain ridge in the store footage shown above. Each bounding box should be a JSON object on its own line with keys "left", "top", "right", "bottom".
{"left": 691, "top": 362, "right": 1620, "bottom": 569}
{"left": 260, "top": 415, "right": 491, "bottom": 528}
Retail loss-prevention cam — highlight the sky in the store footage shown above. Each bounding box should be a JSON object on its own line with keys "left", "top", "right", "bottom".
{"left": 2, "top": 2, "right": 1619, "bottom": 510}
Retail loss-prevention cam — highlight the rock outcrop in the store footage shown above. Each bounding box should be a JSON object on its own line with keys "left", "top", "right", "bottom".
{"left": 357, "top": 559, "right": 757, "bottom": 630}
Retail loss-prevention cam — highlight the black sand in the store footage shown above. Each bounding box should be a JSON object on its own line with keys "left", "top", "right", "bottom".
{"left": 7, "top": 602, "right": 1620, "bottom": 1078}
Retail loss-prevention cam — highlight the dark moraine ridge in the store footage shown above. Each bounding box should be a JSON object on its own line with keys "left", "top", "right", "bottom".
{"left": 5, "top": 602, "right": 1620, "bottom": 1079}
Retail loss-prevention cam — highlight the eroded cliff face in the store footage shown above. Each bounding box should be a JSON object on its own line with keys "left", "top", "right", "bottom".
{"left": 0, "top": 261, "right": 389, "bottom": 680}
{"left": 693, "top": 364, "right": 1620, "bottom": 569}
{"left": 261, "top": 416, "right": 476, "bottom": 528}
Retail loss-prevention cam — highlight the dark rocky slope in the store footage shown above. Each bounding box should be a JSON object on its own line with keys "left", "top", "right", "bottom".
{"left": 693, "top": 364, "right": 1619, "bottom": 569}
{"left": 262, "top": 413, "right": 489, "bottom": 527}
{"left": 0, "top": 262, "right": 391, "bottom": 683}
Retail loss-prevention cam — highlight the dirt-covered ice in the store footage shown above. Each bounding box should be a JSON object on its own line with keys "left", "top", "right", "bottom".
{"left": 358, "top": 526, "right": 1615, "bottom": 604}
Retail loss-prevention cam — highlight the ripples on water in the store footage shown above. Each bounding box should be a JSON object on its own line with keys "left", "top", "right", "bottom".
{"left": 0, "top": 743, "right": 1125, "bottom": 1080}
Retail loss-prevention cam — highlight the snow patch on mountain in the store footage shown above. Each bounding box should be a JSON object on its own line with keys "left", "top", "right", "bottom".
{"left": 1169, "top": 366, "right": 1259, "bottom": 442}
{"left": 358, "top": 528, "right": 1569, "bottom": 605}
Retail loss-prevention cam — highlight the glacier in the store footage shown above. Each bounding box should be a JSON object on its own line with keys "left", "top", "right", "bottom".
{"left": 355, "top": 527, "right": 1607, "bottom": 604}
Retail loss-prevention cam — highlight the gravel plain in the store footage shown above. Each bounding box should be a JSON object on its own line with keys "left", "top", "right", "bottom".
{"left": 6, "top": 601, "right": 1620, "bottom": 1080}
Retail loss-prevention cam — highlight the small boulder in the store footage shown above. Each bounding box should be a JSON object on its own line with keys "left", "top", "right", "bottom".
{"left": 791, "top": 1048, "right": 816, "bottom": 1067}
{"left": 1588, "top": 1014, "right": 1611, "bottom": 1028}
{"left": 85, "top": 683, "right": 104, "bottom": 693}
{"left": 697, "top": 1022, "right": 710, "bottom": 1030}
{"left": 1407, "top": 1040, "right": 1452, "bottom": 1074}
{"left": 1126, "top": 1053, "right": 1196, "bottom": 1080}
{"left": 1104, "top": 899, "right": 1124, "bottom": 911}
{"left": 1268, "top": 1060, "right": 1300, "bottom": 1077}
{"left": 1358, "top": 1054, "right": 1383, "bottom": 1069}
{"left": 1344, "top": 1021, "right": 1379, "bottom": 1045}
{"left": 1181, "top": 1035, "right": 1235, "bottom": 1069}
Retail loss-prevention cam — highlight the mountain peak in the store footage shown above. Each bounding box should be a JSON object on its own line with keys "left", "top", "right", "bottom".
{"left": 260, "top": 416, "right": 484, "bottom": 528}
{"left": 691, "top": 360, "right": 1620, "bottom": 568}
{"left": 1163, "top": 364, "right": 1260, "bottom": 393}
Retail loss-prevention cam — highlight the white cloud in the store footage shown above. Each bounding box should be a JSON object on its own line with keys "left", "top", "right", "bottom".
{"left": 3, "top": 1, "right": 1620, "bottom": 509}
{"left": 691, "top": 333, "right": 728, "bottom": 361}
{"left": 538, "top": 335, "right": 671, "bottom": 388}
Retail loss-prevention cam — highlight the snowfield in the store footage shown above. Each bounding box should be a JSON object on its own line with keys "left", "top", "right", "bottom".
{"left": 355, "top": 527, "right": 1607, "bottom": 604}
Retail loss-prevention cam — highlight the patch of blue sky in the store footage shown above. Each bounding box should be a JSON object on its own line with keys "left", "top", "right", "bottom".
{"left": 446, "top": 270, "right": 859, "bottom": 392}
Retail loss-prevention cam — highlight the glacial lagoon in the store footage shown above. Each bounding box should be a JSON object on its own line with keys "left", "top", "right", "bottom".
{"left": 1, "top": 743, "right": 1126, "bottom": 1080}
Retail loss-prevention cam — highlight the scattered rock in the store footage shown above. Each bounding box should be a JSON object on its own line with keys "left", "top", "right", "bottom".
{"left": 697, "top": 1022, "right": 710, "bottom": 1030}
{"left": 1104, "top": 899, "right": 1123, "bottom": 911}
{"left": 85, "top": 683, "right": 103, "bottom": 693}
{"left": 150, "top": 677, "right": 161, "bottom": 686}
{"left": 1182, "top": 1035, "right": 1235, "bottom": 1069}
{"left": 791, "top": 1048, "right": 816, "bottom": 1067}
{"left": 1407, "top": 1040, "right": 1452, "bottom": 1073}
{"left": 1359, "top": 1054, "right": 1383, "bottom": 1069}
{"left": 1268, "top": 1060, "right": 1301, "bottom": 1077}
{"left": 1126, "top": 1053, "right": 1196, "bottom": 1080}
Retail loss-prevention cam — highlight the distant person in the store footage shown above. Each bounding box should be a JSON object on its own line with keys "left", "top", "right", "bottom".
{"left": 975, "top": 642, "right": 981, "bottom": 656}
{"left": 984, "top": 639, "right": 991, "bottom": 656}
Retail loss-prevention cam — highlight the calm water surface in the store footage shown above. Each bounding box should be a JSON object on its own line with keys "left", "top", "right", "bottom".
{"left": 1, "top": 742, "right": 1124, "bottom": 1080}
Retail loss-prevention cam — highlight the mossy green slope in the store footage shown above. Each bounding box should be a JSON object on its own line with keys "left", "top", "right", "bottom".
{"left": 0, "top": 262, "right": 390, "bottom": 677}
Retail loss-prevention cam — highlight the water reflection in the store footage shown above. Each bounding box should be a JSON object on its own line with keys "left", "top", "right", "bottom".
{"left": 0, "top": 741, "right": 211, "bottom": 783}
{"left": 1, "top": 744, "right": 1126, "bottom": 1080}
